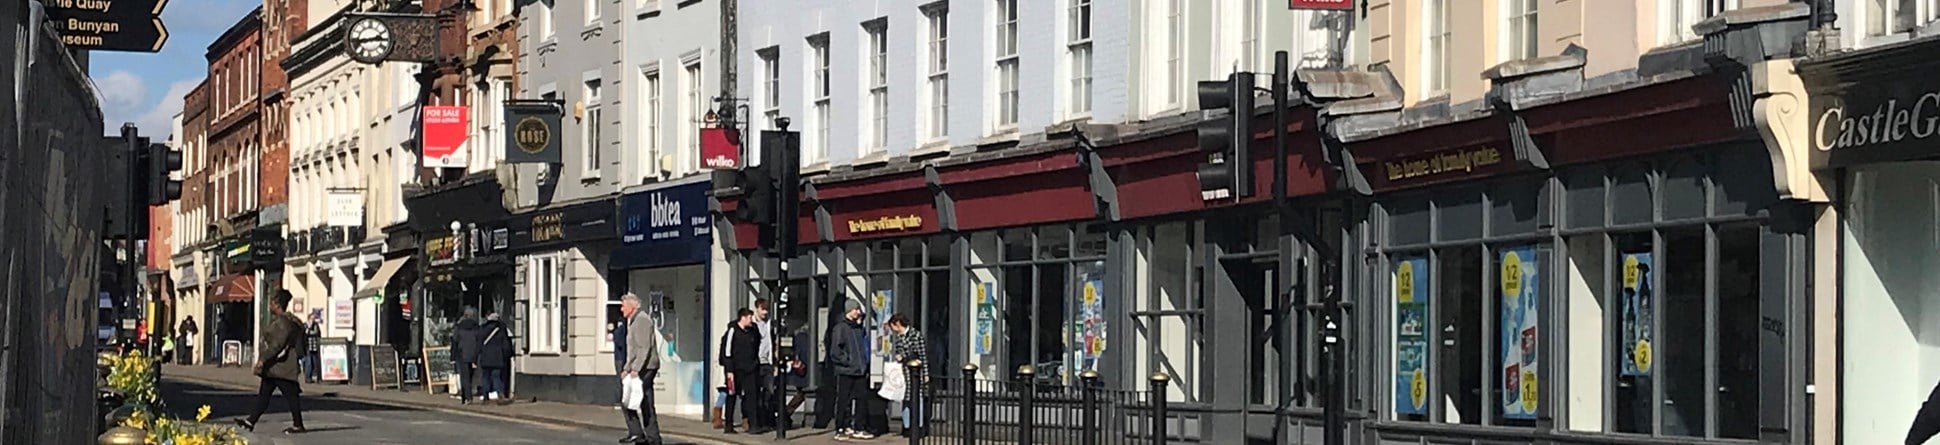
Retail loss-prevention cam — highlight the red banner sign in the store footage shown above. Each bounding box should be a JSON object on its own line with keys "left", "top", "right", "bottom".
{"left": 422, "top": 105, "right": 469, "bottom": 168}
{"left": 700, "top": 127, "right": 742, "bottom": 170}
{"left": 1289, "top": 0, "right": 1353, "bottom": 10}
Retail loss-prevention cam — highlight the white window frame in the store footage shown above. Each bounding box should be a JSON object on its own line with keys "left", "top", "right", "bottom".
{"left": 640, "top": 68, "right": 661, "bottom": 181}
{"left": 681, "top": 59, "right": 704, "bottom": 175}
{"left": 1423, "top": 0, "right": 1451, "bottom": 96}
{"left": 1660, "top": 0, "right": 1737, "bottom": 44}
{"left": 760, "top": 48, "right": 781, "bottom": 130}
{"left": 993, "top": 0, "right": 1020, "bottom": 131}
{"left": 809, "top": 33, "right": 831, "bottom": 162}
{"left": 924, "top": 5, "right": 950, "bottom": 142}
{"left": 539, "top": 1, "right": 556, "bottom": 39}
{"left": 525, "top": 254, "right": 566, "bottom": 354}
{"left": 865, "top": 20, "right": 890, "bottom": 152}
{"left": 1067, "top": 0, "right": 1093, "bottom": 118}
{"left": 585, "top": 0, "right": 599, "bottom": 25}
{"left": 1867, "top": 0, "right": 1934, "bottom": 36}
{"left": 1165, "top": 0, "right": 1186, "bottom": 109}
{"left": 583, "top": 79, "right": 604, "bottom": 178}
{"left": 1501, "top": 0, "right": 1539, "bottom": 62}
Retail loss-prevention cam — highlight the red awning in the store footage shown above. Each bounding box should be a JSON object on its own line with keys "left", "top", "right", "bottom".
{"left": 211, "top": 274, "right": 256, "bottom": 303}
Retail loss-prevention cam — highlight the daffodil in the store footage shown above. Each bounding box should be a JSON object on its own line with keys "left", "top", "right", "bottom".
{"left": 195, "top": 405, "right": 211, "bottom": 423}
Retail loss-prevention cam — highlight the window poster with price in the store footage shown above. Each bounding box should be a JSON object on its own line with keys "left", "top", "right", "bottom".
{"left": 1498, "top": 247, "right": 1541, "bottom": 420}
{"left": 1393, "top": 257, "right": 1430, "bottom": 416}
{"left": 1620, "top": 253, "right": 1654, "bottom": 376}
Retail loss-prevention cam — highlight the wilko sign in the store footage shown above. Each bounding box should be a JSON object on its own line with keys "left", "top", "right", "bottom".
{"left": 422, "top": 106, "right": 469, "bottom": 168}
{"left": 1289, "top": 0, "right": 1354, "bottom": 10}
{"left": 700, "top": 127, "right": 742, "bottom": 169}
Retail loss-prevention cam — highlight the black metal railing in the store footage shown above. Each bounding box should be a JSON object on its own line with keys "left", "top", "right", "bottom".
{"left": 909, "top": 361, "right": 1177, "bottom": 445}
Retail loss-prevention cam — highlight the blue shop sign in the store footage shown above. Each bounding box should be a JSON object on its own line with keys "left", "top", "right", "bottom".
{"left": 613, "top": 181, "right": 713, "bottom": 269}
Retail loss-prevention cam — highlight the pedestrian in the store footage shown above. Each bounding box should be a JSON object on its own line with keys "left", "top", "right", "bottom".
{"left": 751, "top": 299, "right": 777, "bottom": 432}
{"left": 885, "top": 313, "right": 927, "bottom": 437}
{"left": 720, "top": 309, "right": 764, "bottom": 434}
{"left": 177, "top": 315, "right": 198, "bottom": 365}
{"left": 619, "top": 293, "right": 664, "bottom": 445}
{"left": 477, "top": 312, "right": 515, "bottom": 404}
{"left": 235, "top": 290, "right": 307, "bottom": 434}
{"left": 828, "top": 299, "right": 872, "bottom": 441}
{"left": 302, "top": 316, "right": 322, "bottom": 383}
{"left": 780, "top": 327, "right": 811, "bottom": 427}
{"left": 452, "top": 307, "right": 483, "bottom": 404}
{"left": 613, "top": 305, "right": 629, "bottom": 409}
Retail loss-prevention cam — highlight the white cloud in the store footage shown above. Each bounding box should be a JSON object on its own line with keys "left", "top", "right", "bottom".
{"left": 94, "top": 70, "right": 147, "bottom": 112}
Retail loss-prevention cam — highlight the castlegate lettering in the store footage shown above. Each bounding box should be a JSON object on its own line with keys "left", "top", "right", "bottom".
{"left": 1814, "top": 92, "right": 1940, "bottom": 151}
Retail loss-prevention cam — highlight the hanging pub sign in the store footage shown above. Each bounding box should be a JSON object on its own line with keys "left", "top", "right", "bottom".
{"left": 504, "top": 99, "right": 564, "bottom": 165}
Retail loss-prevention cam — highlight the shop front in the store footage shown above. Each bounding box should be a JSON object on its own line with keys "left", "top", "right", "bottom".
{"left": 1801, "top": 36, "right": 1940, "bottom": 445}
{"left": 612, "top": 178, "right": 717, "bottom": 417}
{"left": 505, "top": 197, "right": 619, "bottom": 405}
{"left": 403, "top": 176, "right": 515, "bottom": 386}
{"left": 1346, "top": 56, "right": 1814, "bottom": 443}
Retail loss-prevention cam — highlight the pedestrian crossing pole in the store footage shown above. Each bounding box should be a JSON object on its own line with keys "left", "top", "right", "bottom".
{"left": 763, "top": 119, "right": 801, "bottom": 441}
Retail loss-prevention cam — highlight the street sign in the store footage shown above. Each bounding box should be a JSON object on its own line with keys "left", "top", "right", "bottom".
{"left": 1288, "top": 0, "right": 1354, "bottom": 10}
{"left": 43, "top": 0, "right": 171, "bottom": 52}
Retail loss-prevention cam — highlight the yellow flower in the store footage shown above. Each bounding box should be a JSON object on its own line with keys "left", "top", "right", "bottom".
{"left": 196, "top": 405, "right": 212, "bottom": 423}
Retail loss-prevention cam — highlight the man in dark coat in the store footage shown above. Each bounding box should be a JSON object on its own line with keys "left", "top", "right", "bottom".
{"left": 452, "top": 307, "right": 483, "bottom": 404}
{"left": 722, "top": 309, "right": 764, "bottom": 434}
{"left": 1910, "top": 380, "right": 1940, "bottom": 444}
{"left": 177, "top": 316, "right": 199, "bottom": 365}
{"left": 827, "top": 300, "right": 871, "bottom": 441}
{"left": 477, "top": 313, "right": 515, "bottom": 404}
{"left": 237, "top": 290, "right": 306, "bottom": 434}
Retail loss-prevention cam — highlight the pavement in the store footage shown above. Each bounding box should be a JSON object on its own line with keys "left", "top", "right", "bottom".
{"left": 160, "top": 364, "right": 877, "bottom": 445}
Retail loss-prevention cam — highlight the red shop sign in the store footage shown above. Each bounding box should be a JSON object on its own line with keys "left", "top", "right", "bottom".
{"left": 700, "top": 127, "right": 742, "bottom": 169}
{"left": 1289, "top": 0, "right": 1353, "bottom": 10}
{"left": 422, "top": 105, "right": 469, "bottom": 168}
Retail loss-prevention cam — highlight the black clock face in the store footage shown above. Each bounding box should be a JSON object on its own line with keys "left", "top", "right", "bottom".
{"left": 347, "top": 18, "right": 393, "bottom": 64}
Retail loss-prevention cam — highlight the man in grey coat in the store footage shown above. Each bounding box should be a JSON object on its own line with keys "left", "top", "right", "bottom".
{"left": 619, "top": 293, "right": 663, "bottom": 444}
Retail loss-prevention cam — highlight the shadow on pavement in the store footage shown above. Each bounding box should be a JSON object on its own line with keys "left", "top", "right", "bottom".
{"left": 160, "top": 379, "right": 424, "bottom": 420}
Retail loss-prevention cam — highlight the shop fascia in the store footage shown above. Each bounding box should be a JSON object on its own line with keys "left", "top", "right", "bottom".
{"left": 1814, "top": 92, "right": 1940, "bottom": 151}
{"left": 425, "top": 221, "right": 511, "bottom": 267}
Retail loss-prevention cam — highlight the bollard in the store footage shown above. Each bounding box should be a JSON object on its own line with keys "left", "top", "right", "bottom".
{"left": 1080, "top": 370, "right": 1101, "bottom": 445}
{"left": 962, "top": 364, "right": 980, "bottom": 445}
{"left": 1150, "top": 372, "right": 1170, "bottom": 445}
{"left": 1017, "top": 365, "right": 1037, "bottom": 445}
{"left": 906, "top": 358, "right": 926, "bottom": 445}
{"left": 97, "top": 426, "right": 145, "bottom": 445}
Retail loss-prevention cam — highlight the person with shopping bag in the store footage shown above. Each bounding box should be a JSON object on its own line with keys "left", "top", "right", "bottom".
{"left": 883, "top": 313, "right": 927, "bottom": 437}
{"left": 618, "top": 293, "right": 663, "bottom": 445}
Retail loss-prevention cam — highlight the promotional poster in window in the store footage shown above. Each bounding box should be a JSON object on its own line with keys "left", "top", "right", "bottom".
{"left": 1621, "top": 253, "right": 1654, "bottom": 376}
{"left": 1498, "top": 247, "right": 1540, "bottom": 420}
{"left": 1075, "top": 262, "right": 1107, "bottom": 373}
{"left": 1393, "top": 257, "right": 1431, "bottom": 416}
{"left": 973, "top": 282, "right": 995, "bottom": 356}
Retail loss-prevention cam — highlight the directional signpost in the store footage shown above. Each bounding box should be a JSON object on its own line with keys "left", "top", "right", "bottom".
{"left": 43, "top": 0, "right": 170, "bottom": 53}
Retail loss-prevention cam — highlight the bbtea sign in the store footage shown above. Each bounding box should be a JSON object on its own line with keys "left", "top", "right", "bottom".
{"left": 1289, "top": 0, "right": 1353, "bottom": 10}
{"left": 615, "top": 181, "right": 713, "bottom": 268}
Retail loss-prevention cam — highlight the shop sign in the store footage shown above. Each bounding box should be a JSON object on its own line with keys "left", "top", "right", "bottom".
{"left": 700, "top": 127, "right": 742, "bottom": 169}
{"left": 1383, "top": 146, "right": 1503, "bottom": 183}
{"left": 1806, "top": 62, "right": 1940, "bottom": 166}
{"left": 1287, "top": 0, "right": 1353, "bottom": 10}
{"left": 846, "top": 214, "right": 924, "bottom": 235}
{"left": 506, "top": 200, "right": 616, "bottom": 253}
{"left": 426, "top": 234, "right": 460, "bottom": 266}
{"left": 504, "top": 100, "right": 564, "bottom": 164}
{"left": 327, "top": 190, "right": 365, "bottom": 227}
{"left": 615, "top": 181, "right": 713, "bottom": 268}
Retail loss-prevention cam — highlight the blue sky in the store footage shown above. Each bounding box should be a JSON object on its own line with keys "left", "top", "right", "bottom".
{"left": 89, "top": 0, "right": 260, "bottom": 138}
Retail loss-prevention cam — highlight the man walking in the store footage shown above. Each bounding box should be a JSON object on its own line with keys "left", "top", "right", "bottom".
{"left": 478, "top": 313, "right": 515, "bottom": 404}
{"left": 452, "top": 307, "right": 483, "bottom": 404}
{"left": 751, "top": 299, "right": 776, "bottom": 431}
{"left": 619, "top": 293, "right": 663, "bottom": 445}
{"left": 828, "top": 300, "right": 872, "bottom": 441}
{"left": 302, "top": 315, "right": 322, "bottom": 383}
{"left": 722, "top": 309, "right": 765, "bottom": 434}
{"left": 236, "top": 290, "right": 307, "bottom": 434}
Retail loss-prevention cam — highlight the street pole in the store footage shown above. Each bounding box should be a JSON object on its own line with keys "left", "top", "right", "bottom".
{"left": 122, "top": 124, "right": 142, "bottom": 353}
{"left": 1271, "top": 50, "right": 1294, "bottom": 445}
{"left": 770, "top": 122, "right": 799, "bottom": 441}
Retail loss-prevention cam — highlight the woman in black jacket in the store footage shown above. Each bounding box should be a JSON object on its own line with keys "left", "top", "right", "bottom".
{"left": 476, "top": 313, "right": 515, "bottom": 404}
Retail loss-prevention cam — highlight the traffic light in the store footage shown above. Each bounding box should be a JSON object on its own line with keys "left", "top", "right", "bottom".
{"left": 146, "top": 140, "right": 183, "bottom": 205}
{"left": 762, "top": 130, "right": 802, "bottom": 259}
{"left": 734, "top": 163, "right": 776, "bottom": 225}
{"left": 1196, "top": 72, "right": 1255, "bottom": 198}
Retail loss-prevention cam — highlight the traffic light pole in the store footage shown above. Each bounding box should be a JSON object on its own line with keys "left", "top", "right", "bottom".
{"left": 767, "top": 123, "right": 800, "bottom": 441}
{"left": 122, "top": 123, "right": 141, "bottom": 351}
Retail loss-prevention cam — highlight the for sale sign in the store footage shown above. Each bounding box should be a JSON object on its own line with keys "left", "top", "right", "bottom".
{"left": 1289, "top": 0, "right": 1353, "bottom": 10}
{"left": 422, "top": 105, "right": 469, "bottom": 168}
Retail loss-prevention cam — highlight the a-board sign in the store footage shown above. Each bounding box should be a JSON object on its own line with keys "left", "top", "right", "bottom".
{"left": 221, "top": 340, "right": 242, "bottom": 367}
{"left": 401, "top": 356, "right": 424, "bottom": 385}
{"left": 370, "top": 347, "right": 400, "bottom": 390}
{"left": 422, "top": 347, "right": 454, "bottom": 394}
{"left": 319, "top": 339, "right": 351, "bottom": 383}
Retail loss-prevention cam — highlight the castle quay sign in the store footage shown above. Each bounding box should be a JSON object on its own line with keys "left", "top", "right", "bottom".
{"left": 1803, "top": 41, "right": 1940, "bottom": 168}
